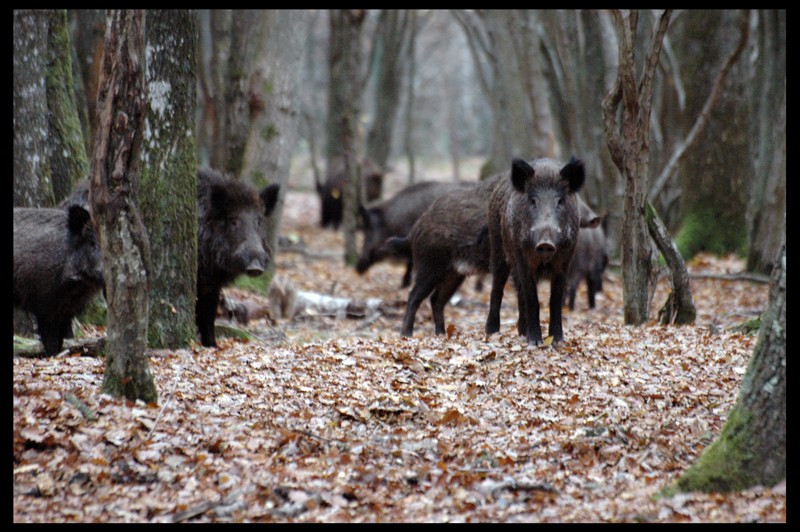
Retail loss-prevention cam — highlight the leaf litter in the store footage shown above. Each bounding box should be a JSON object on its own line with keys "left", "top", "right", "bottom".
{"left": 13, "top": 191, "right": 783, "bottom": 523}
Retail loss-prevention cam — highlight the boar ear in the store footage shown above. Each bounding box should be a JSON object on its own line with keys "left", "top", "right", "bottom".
{"left": 561, "top": 156, "right": 586, "bottom": 193}
{"left": 67, "top": 205, "right": 92, "bottom": 234}
{"left": 261, "top": 184, "right": 281, "bottom": 217}
{"left": 511, "top": 158, "right": 535, "bottom": 192}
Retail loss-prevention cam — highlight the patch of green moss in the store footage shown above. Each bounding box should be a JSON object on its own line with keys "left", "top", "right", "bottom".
{"left": 659, "top": 405, "right": 757, "bottom": 497}
{"left": 674, "top": 210, "right": 746, "bottom": 261}
{"left": 233, "top": 271, "right": 274, "bottom": 296}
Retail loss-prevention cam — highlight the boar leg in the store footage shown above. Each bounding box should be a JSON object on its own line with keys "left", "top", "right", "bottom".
{"left": 196, "top": 287, "right": 221, "bottom": 347}
{"left": 485, "top": 259, "right": 510, "bottom": 335}
{"left": 401, "top": 268, "right": 447, "bottom": 337}
{"left": 548, "top": 273, "right": 567, "bottom": 344}
{"left": 518, "top": 273, "right": 544, "bottom": 346}
{"left": 429, "top": 272, "right": 465, "bottom": 335}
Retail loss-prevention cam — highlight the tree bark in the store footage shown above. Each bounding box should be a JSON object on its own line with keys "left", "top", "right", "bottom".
{"left": 242, "top": 10, "right": 308, "bottom": 284}
{"left": 746, "top": 10, "right": 786, "bottom": 275}
{"left": 365, "top": 9, "right": 412, "bottom": 184}
{"left": 46, "top": 10, "right": 90, "bottom": 204}
{"left": 646, "top": 202, "right": 696, "bottom": 325}
{"left": 90, "top": 9, "right": 156, "bottom": 403}
{"left": 602, "top": 10, "right": 671, "bottom": 325}
{"left": 14, "top": 10, "right": 54, "bottom": 208}
{"left": 673, "top": 10, "right": 751, "bottom": 259}
{"left": 68, "top": 9, "right": 106, "bottom": 150}
{"left": 327, "top": 10, "right": 367, "bottom": 266}
{"left": 668, "top": 243, "right": 785, "bottom": 493}
{"left": 140, "top": 10, "right": 198, "bottom": 349}
{"left": 222, "top": 10, "right": 265, "bottom": 177}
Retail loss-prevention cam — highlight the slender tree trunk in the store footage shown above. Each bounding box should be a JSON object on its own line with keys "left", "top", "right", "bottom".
{"left": 140, "top": 10, "right": 198, "bottom": 349}
{"left": 90, "top": 10, "right": 156, "bottom": 403}
{"left": 602, "top": 10, "right": 671, "bottom": 325}
{"left": 242, "top": 10, "right": 308, "bottom": 283}
{"left": 365, "top": 9, "right": 411, "bottom": 181}
{"left": 14, "top": 10, "right": 54, "bottom": 208}
{"left": 403, "top": 11, "right": 418, "bottom": 184}
{"left": 69, "top": 9, "right": 106, "bottom": 153}
{"left": 209, "top": 10, "right": 231, "bottom": 170}
{"left": 327, "top": 10, "right": 367, "bottom": 265}
{"left": 667, "top": 243, "right": 785, "bottom": 494}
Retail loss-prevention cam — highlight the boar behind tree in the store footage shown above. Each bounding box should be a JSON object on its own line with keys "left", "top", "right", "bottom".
{"left": 485, "top": 157, "right": 601, "bottom": 346}
{"left": 356, "top": 180, "right": 468, "bottom": 287}
{"left": 394, "top": 175, "right": 501, "bottom": 337}
{"left": 13, "top": 206, "right": 105, "bottom": 355}
{"left": 196, "top": 167, "right": 280, "bottom": 347}
{"left": 59, "top": 170, "right": 281, "bottom": 348}
{"left": 566, "top": 225, "right": 608, "bottom": 310}
{"left": 318, "top": 158, "right": 383, "bottom": 229}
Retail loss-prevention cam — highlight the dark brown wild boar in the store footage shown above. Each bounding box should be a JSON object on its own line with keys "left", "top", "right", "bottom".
{"left": 484, "top": 157, "right": 600, "bottom": 346}
{"left": 566, "top": 225, "right": 608, "bottom": 310}
{"left": 13, "top": 206, "right": 105, "bottom": 355}
{"left": 390, "top": 174, "right": 502, "bottom": 337}
{"left": 356, "top": 180, "right": 468, "bottom": 288}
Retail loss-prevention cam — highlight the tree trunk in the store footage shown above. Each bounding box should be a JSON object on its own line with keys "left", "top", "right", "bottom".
{"left": 365, "top": 9, "right": 412, "bottom": 184}
{"left": 222, "top": 10, "right": 265, "bottom": 177}
{"left": 90, "top": 10, "right": 156, "bottom": 403}
{"left": 673, "top": 10, "right": 751, "bottom": 260}
{"left": 403, "top": 11, "right": 418, "bottom": 184}
{"left": 646, "top": 202, "right": 696, "bottom": 325}
{"left": 47, "top": 10, "right": 90, "bottom": 204}
{"left": 746, "top": 10, "right": 786, "bottom": 275}
{"left": 602, "top": 10, "right": 671, "bottom": 325}
{"left": 205, "top": 9, "right": 232, "bottom": 169}
{"left": 140, "top": 10, "right": 198, "bottom": 349}
{"left": 68, "top": 9, "right": 106, "bottom": 155}
{"left": 327, "top": 10, "right": 367, "bottom": 266}
{"left": 668, "top": 243, "right": 785, "bottom": 493}
{"left": 14, "top": 10, "right": 54, "bottom": 208}
{"left": 242, "top": 10, "right": 308, "bottom": 283}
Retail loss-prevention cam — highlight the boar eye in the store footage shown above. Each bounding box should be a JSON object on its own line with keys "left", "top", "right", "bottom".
{"left": 558, "top": 197, "right": 565, "bottom": 206}
{"left": 229, "top": 218, "right": 241, "bottom": 228}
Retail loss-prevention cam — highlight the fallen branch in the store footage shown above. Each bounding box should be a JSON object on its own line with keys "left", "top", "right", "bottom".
{"left": 171, "top": 488, "right": 244, "bottom": 523}
{"left": 64, "top": 392, "right": 97, "bottom": 421}
{"left": 689, "top": 272, "right": 770, "bottom": 284}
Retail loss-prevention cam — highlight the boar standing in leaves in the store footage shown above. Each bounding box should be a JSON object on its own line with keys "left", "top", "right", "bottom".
{"left": 356, "top": 180, "right": 469, "bottom": 288}
{"left": 485, "top": 157, "right": 601, "bottom": 346}
{"left": 389, "top": 175, "right": 502, "bottom": 337}
{"left": 196, "top": 168, "right": 280, "bottom": 347}
{"left": 13, "top": 206, "right": 105, "bottom": 356}
{"left": 566, "top": 225, "right": 608, "bottom": 311}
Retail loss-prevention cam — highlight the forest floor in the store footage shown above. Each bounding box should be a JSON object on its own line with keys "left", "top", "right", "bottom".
{"left": 12, "top": 190, "right": 785, "bottom": 523}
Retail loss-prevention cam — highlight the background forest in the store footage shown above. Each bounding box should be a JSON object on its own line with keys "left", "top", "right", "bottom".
{"left": 13, "top": 9, "right": 785, "bottom": 523}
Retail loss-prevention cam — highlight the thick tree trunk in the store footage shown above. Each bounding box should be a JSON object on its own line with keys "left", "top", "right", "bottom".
{"left": 140, "top": 10, "right": 198, "bottom": 349}
{"left": 242, "top": 10, "right": 307, "bottom": 283}
{"left": 668, "top": 243, "right": 785, "bottom": 493}
{"left": 90, "top": 10, "right": 156, "bottom": 403}
{"left": 46, "top": 10, "right": 90, "bottom": 204}
{"left": 673, "top": 10, "right": 751, "bottom": 260}
{"left": 68, "top": 9, "right": 105, "bottom": 148}
{"left": 14, "top": 10, "right": 54, "bottom": 208}
{"left": 746, "top": 10, "right": 786, "bottom": 275}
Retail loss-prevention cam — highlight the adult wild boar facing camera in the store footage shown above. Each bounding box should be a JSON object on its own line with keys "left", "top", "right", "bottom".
{"left": 197, "top": 167, "right": 280, "bottom": 347}
{"left": 13, "top": 205, "right": 105, "bottom": 356}
{"left": 485, "top": 157, "right": 601, "bottom": 347}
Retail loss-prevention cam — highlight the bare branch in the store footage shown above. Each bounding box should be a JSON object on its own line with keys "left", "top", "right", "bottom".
{"left": 637, "top": 10, "right": 672, "bottom": 139}
{"left": 648, "top": 10, "right": 751, "bottom": 201}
